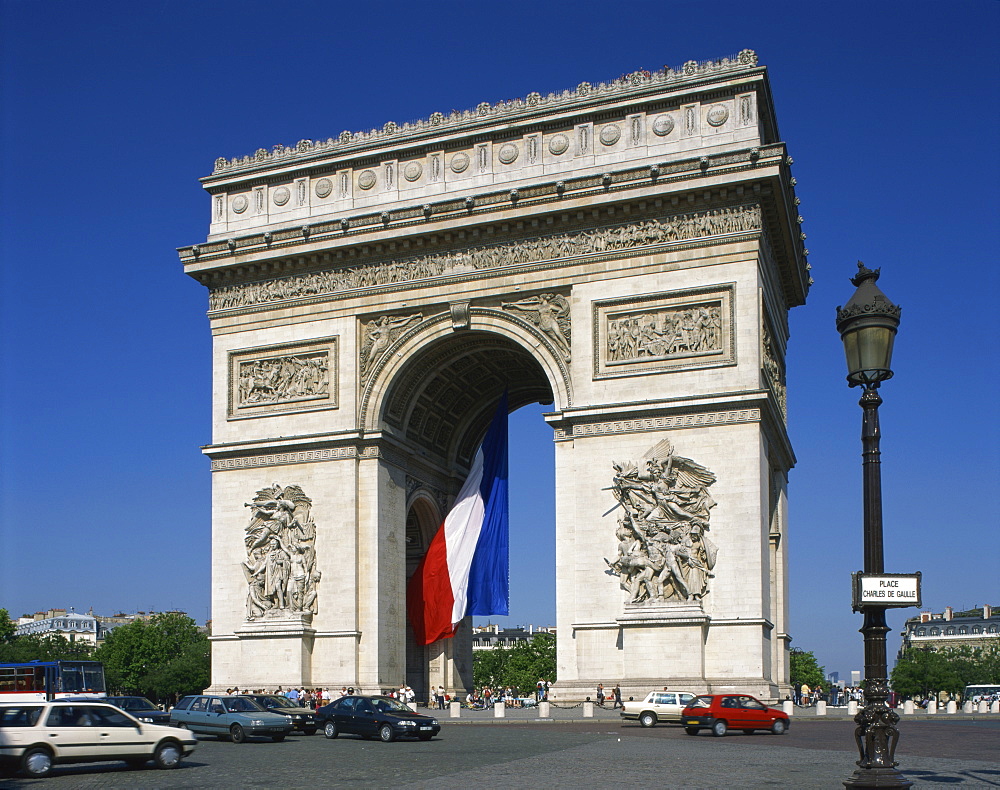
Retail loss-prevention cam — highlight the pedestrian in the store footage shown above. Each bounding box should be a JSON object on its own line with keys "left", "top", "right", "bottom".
{"left": 436, "top": 685, "right": 446, "bottom": 710}
{"left": 596, "top": 684, "right": 605, "bottom": 707}
{"left": 613, "top": 685, "right": 622, "bottom": 709}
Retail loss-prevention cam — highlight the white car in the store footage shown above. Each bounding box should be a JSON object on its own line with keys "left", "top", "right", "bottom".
{"left": 0, "top": 700, "right": 197, "bottom": 778}
{"left": 621, "top": 690, "right": 697, "bottom": 727}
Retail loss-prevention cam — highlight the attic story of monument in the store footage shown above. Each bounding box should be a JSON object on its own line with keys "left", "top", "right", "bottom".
{"left": 179, "top": 50, "right": 809, "bottom": 701}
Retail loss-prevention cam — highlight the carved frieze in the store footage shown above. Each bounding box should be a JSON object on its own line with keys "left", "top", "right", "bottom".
{"left": 228, "top": 337, "right": 337, "bottom": 419}
{"left": 593, "top": 284, "right": 735, "bottom": 378}
{"left": 242, "top": 484, "right": 321, "bottom": 621}
{"left": 501, "top": 293, "right": 571, "bottom": 361}
{"left": 605, "top": 439, "right": 718, "bottom": 605}
{"left": 359, "top": 313, "right": 422, "bottom": 383}
{"left": 208, "top": 205, "right": 762, "bottom": 311}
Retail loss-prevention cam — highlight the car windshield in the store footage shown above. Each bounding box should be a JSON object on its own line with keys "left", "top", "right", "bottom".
{"left": 223, "top": 697, "right": 265, "bottom": 713}
{"left": 688, "top": 696, "right": 713, "bottom": 709}
{"left": 118, "top": 698, "right": 157, "bottom": 711}
{"left": 262, "top": 696, "right": 297, "bottom": 708}
{"left": 371, "top": 697, "right": 411, "bottom": 713}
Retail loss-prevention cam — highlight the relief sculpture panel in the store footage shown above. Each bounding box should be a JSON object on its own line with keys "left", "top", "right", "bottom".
{"left": 242, "top": 484, "right": 321, "bottom": 621}
{"left": 228, "top": 337, "right": 337, "bottom": 419}
{"left": 605, "top": 439, "right": 718, "bottom": 604}
{"left": 593, "top": 285, "right": 734, "bottom": 378}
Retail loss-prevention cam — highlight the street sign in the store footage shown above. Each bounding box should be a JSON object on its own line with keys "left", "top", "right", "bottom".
{"left": 852, "top": 572, "right": 921, "bottom": 611}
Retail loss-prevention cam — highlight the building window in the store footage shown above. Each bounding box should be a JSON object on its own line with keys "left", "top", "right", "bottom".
{"left": 946, "top": 627, "right": 955, "bottom": 635}
{"left": 972, "top": 626, "right": 981, "bottom": 634}
{"left": 959, "top": 627, "right": 968, "bottom": 635}
{"left": 930, "top": 627, "right": 940, "bottom": 635}
{"left": 916, "top": 628, "right": 926, "bottom": 636}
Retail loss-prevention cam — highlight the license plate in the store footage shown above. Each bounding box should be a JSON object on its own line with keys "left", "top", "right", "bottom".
{"left": 419, "top": 726, "right": 432, "bottom": 730}
{"left": 686, "top": 720, "right": 699, "bottom": 725}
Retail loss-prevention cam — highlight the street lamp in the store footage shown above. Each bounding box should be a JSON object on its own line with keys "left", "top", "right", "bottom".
{"left": 837, "top": 262, "right": 910, "bottom": 789}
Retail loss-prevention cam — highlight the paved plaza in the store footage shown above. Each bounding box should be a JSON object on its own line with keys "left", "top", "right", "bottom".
{"left": 2, "top": 707, "right": 996, "bottom": 788}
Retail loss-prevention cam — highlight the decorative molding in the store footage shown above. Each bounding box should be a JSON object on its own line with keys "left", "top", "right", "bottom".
{"left": 211, "top": 51, "right": 759, "bottom": 175}
{"left": 228, "top": 337, "right": 337, "bottom": 420}
{"left": 211, "top": 446, "right": 357, "bottom": 471}
{"left": 208, "top": 204, "right": 762, "bottom": 311}
{"left": 593, "top": 284, "right": 736, "bottom": 379}
{"left": 556, "top": 409, "right": 762, "bottom": 441}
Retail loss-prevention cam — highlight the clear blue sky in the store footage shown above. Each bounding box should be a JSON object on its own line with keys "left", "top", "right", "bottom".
{"left": 2, "top": 0, "right": 997, "bottom": 682}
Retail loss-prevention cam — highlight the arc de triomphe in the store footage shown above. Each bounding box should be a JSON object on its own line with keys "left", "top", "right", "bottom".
{"left": 180, "top": 50, "right": 808, "bottom": 702}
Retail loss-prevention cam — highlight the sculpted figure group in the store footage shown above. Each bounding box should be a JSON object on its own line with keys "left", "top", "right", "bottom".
{"left": 242, "top": 484, "right": 321, "bottom": 620}
{"left": 605, "top": 441, "right": 718, "bottom": 604}
{"left": 238, "top": 354, "right": 329, "bottom": 406}
{"left": 607, "top": 304, "right": 722, "bottom": 363}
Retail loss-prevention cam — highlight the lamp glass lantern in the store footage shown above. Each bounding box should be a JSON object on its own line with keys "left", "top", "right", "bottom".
{"left": 836, "top": 263, "right": 901, "bottom": 387}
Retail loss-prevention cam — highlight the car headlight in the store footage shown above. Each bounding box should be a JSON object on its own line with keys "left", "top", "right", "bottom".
{"left": 249, "top": 719, "right": 265, "bottom": 725}
{"left": 399, "top": 720, "right": 416, "bottom": 726}
{"left": 430, "top": 719, "right": 438, "bottom": 725}
{"left": 139, "top": 716, "right": 155, "bottom": 723}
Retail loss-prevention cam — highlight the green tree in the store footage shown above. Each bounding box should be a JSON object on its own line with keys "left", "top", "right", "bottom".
{"left": 472, "top": 633, "right": 556, "bottom": 694}
{"left": 0, "top": 633, "right": 94, "bottom": 663}
{"left": 95, "top": 613, "right": 209, "bottom": 701}
{"left": 789, "top": 648, "right": 825, "bottom": 689}
{"left": 0, "top": 609, "right": 16, "bottom": 643}
{"left": 891, "top": 649, "right": 962, "bottom": 698}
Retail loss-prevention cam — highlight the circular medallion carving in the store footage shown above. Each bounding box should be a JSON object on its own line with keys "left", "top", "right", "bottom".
{"left": 548, "top": 134, "right": 569, "bottom": 155}
{"left": 599, "top": 124, "right": 621, "bottom": 146}
{"left": 232, "top": 195, "right": 248, "bottom": 214}
{"left": 314, "top": 178, "right": 333, "bottom": 198}
{"left": 357, "top": 170, "right": 377, "bottom": 190}
{"left": 450, "top": 152, "right": 470, "bottom": 173}
{"left": 707, "top": 105, "right": 730, "bottom": 127}
{"left": 403, "top": 161, "right": 423, "bottom": 182}
{"left": 652, "top": 115, "right": 675, "bottom": 136}
{"left": 498, "top": 143, "right": 519, "bottom": 164}
{"left": 272, "top": 186, "right": 290, "bottom": 206}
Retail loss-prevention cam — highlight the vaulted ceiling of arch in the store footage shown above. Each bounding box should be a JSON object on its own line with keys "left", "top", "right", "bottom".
{"left": 383, "top": 332, "right": 552, "bottom": 467}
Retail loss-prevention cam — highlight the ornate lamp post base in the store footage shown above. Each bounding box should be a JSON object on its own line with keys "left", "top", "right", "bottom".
{"left": 843, "top": 679, "right": 912, "bottom": 788}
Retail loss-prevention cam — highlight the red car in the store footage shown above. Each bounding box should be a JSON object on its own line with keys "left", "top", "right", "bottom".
{"left": 681, "top": 694, "right": 789, "bottom": 736}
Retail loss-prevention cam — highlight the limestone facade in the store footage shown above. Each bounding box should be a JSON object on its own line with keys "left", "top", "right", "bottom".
{"left": 180, "top": 50, "right": 809, "bottom": 702}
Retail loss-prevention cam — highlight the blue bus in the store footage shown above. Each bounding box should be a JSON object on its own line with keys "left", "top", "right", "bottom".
{"left": 0, "top": 661, "right": 106, "bottom": 702}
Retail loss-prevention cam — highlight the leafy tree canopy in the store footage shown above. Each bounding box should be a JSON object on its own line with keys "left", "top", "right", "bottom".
{"left": 789, "top": 647, "right": 825, "bottom": 689}
{"left": 0, "top": 609, "right": 16, "bottom": 644}
{"left": 0, "top": 633, "right": 94, "bottom": 663}
{"left": 891, "top": 644, "right": 1000, "bottom": 699}
{"left": 95, "top": 612, "right": 208, "bottom": 702}
{"left": 473, "top": 633, "right": 556, "bottom": 694}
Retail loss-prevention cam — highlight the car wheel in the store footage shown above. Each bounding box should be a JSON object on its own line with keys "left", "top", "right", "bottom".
{"left": 154, "top": 740, "right": 182, "bottom": 769}
{"left": 771, "top": 719, "right": 787, "bottom": 735}
{"left": 324, "top": 721, "right": 339, "bottom": 739}
{"left": 272, "top": 734, "right": 286, "bottom": 742}
{"left": 378, "top": 723, "right": 395, "bottom": 743}
{"left": 638, "top": 711, "right": 657, "bottom": 728}
{"left": 684, "top": 727, "right": 699, "bottom": 736}
{"left": 230, "top": 723, "right": 246, "bottom": 744}
{"left": 21, "top": 748, "right": 53, "bottom": 778}
{"left": 711, "top": 720, "right": 728, "bottom": 737}
{"left": 303, "top": 727, "right": 317, "bottom": 736}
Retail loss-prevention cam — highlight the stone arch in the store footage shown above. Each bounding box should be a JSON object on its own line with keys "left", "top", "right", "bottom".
{"left": 361, "top": 310, "right": 569, "bottom": 465}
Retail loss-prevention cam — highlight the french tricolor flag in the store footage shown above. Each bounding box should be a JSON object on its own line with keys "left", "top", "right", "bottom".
{"left": 407, "top": 393, "right": 509, "bottom": 645}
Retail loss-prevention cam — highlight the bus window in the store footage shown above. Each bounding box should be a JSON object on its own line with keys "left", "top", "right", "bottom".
{"left": 82, "top": 663, "right": 106, "bottom": 693}
{"left": 61, "top": 664, "right": 84, "bottom": 693}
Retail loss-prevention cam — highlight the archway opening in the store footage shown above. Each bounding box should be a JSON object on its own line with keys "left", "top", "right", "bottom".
{"left": 385, "top": 330, "right": 557, "bottom": 700}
